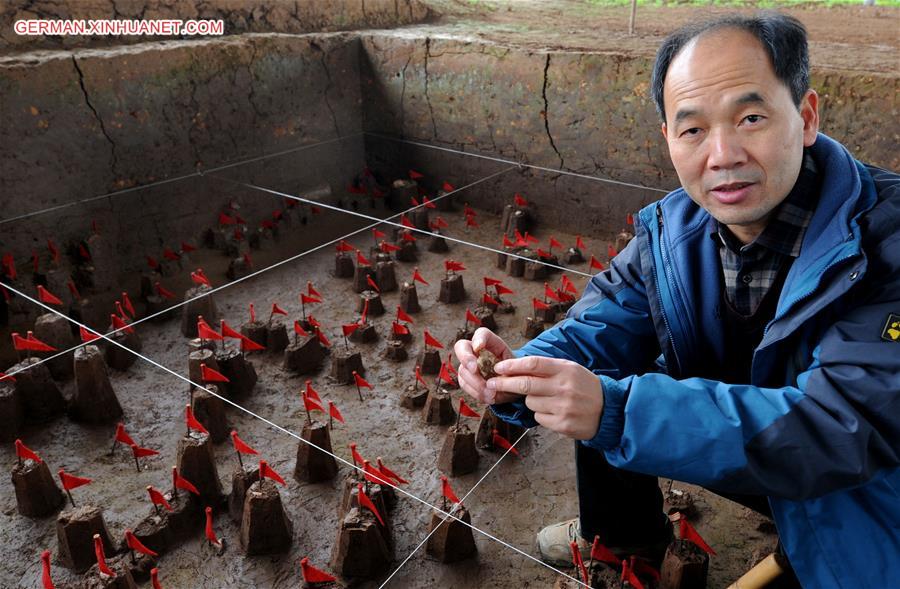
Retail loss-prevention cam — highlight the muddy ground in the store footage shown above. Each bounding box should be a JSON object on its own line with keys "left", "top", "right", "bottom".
{"left": 1, "top": 163, "right": 777, "bottom": 588}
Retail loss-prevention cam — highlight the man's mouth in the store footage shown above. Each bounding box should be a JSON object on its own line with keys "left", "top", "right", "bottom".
{"left": 712, "top": 181, "right": 754, "bottom": 192}
{"left": 709, "top": 181, "right": 756, "bottom": 205}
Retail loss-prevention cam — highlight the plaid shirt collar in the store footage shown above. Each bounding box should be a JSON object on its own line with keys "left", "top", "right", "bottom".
{"left": 712, "top": 151, "right": 819, "bottom": 260}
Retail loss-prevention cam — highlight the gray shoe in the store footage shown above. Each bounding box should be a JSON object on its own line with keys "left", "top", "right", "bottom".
{"left": 536, "top": 518, "right": 674, "bottom": 569}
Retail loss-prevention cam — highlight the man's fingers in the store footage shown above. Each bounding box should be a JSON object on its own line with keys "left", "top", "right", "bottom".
{"left": 453, "top": 338, "right": 476, "bottom": 366}
{"left": 523, "top": 393, "right": 554, "bottom": 415}
{"left": 494, "top": 355, "right": 563, "bottom": 377}
{"left": 471, "top": 327, "right": 513, "bottom": 361}
{"left": 487, "top": 375, "right": 552, "bottom": 396}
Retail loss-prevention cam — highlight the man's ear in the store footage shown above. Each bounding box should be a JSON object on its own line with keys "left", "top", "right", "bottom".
{"left": 661, "top": 121, "right": 668, "bottom": 141}
{"left": 800, "top": 89, "right": 819, "bottom": 147}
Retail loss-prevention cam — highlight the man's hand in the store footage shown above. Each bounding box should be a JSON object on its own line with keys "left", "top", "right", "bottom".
{"left": 487, "top": 356, "right": 604, "bottom": 440}
{"left": 454, "top": 327, "right": 520, "bottom": 405}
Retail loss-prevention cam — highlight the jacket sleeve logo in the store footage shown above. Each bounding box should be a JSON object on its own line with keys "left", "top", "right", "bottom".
{"left": 883, "top": 313, "right": 900, "bottom": 342}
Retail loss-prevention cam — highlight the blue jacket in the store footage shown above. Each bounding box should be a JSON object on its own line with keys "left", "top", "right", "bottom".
{"left": 493, "top": 134, "right": 900, "bottom": 588}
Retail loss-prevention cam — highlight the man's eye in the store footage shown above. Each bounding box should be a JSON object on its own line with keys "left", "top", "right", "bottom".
{"left": 680, "top": 128, "right": 701, "bottom": 137}
{"left": 743, "top": 114, "right": 764, "bottom": 124}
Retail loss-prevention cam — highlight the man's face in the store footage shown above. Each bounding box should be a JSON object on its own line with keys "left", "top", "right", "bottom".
{"left": 661, "top": 29, "right": 819, "bottom": 244}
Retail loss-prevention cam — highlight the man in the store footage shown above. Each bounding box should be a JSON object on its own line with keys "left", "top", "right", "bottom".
{"left": 454, "top": 13, "right": 899, "bottom": 589}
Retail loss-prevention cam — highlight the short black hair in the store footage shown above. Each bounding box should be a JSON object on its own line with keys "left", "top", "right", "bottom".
{"left": 650, "top": 13, "right": 810, "bottom": 122}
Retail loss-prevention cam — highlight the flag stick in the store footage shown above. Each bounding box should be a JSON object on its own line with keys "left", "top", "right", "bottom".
{"left": 133, "top": 452, "right": 141, "bottom": 472}
{"left": 235, "top": 448, "right": 244, "bottom": 470}
{"left": 171, "top": 466, "right": 178, "bottom": 499}
{"left": 65, "top": 488, "right": 75, "bottom": 508}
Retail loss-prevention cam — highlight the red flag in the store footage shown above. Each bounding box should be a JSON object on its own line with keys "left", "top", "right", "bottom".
{"left": 483, "top": 293, "right": 500, "bottom": 306}
{"left": 37, "top": 285, "right": 63, "bottom": 306}
{"left": 304, "top": 394, "right": 324, "bottom": 413}
{"left": 549, "top": 236, "right": 563, "bottom": 250}
{"left": 303, "top": 380, "right": 322, "bottom": 403}
{"left": 121, "top": 292, "right": 136, "bottom": 318}
{"left": 316, "top": 328, "right": 331, "bottom": 348}
{"left": 679, "top": 518, "right": 717, "bottom": 555}
{"left": 112, "top": 423, "right": 135, "bottom": 447}
{"left": 336, "top": 240, "right": 354, "bottom": 253}
{"left": 155, "top": 282, "right": 175, "bottom": 300}
{"left": 220, "top": 320, "right": 243, "bottom": 340}
{"left": 349, "top": 443, "right": 365, "bottom": 466}
{"left": 626, "top": 213, "right": 634, "bottom": 225}
{"left": 205, "top": 507, "right": 222, "bottom": 547}
{"left": 360, "top": 299, "right": 369, "bottom": 325}
{"left": 502, "top": 234, "right": 514, "bottom": 248}
{"left": 445, "top": 260, "right": 465, "bottom": 272}
{"left": 576, "top": 235, "right": 586, "bottom": 250}
{"left": 571, "top": 541, "right": 589, "bottom": 585}
{"left": 150, "top": 568, "right": 163, "bottom": 589}
{"left": 47, "top": 239, "right": 59, "bottom": 263}
{"left": 300, "top": 293, "right": 321, "bottom": 307}
{"left": 197, "top": 319, "right": 223, "bottom": 341}
{"left": 131, "top": 444, "right": 159, "bottom": 459}
{"left": 514, "top": 193, "right": 528, "bottom": 207}
{"left": 423, "top": 195, "right": 437, "bottom": 209}
{"left": 465, "top": 308, "right": 481, "bottom": 326}
{"left": 218, "top": 211, "right": 236, "bottom": 225}
{"left": 377, "top": 457, "right": 408, "bottom": 485}
{"left": 400, "top": 214, "right": 415, "bottom": 229}
{"left": 353, "top": 372, "right": 373, "bottom": 390}
{"left": 495, "top": 284, "right": 515, "bottom": 296}
{"left": 465, "top": 216, "right": 479, "bottom": 228}
{"left": 401, "top": 231, "right": 417, "bottom": 243}
{"left": 438, "top": 362, "right": 454, "bottom": 385}
{"left": 259, "top": 460, "right": 286, "bottom": 486}
{"left": 328, "top": 401, "right": 345, "bottom": 424}
{"left": 162, "top": 247, "right": 180, "bottom": 261}
{"left": 423, "top": 329, "right": 444, "bottom": 349}
{"left": 240, "top": 335, "right": 265, "bottom": 351}
{"left": 186, "top": 405, "right": 208, "bottom": 435}
{"left": 67, "top": 280, "right": 81, "bottom": 300}
{"left": 1, "top": 253, "right": 16, "bottom": 280}
{"left": 415, "top": 365, "right": 428, "bottom": 388}
{"left": 372, "top": 228, "right": 386, "bottom": 240}
{"left": 536, "top": 248, "right": 551, "bottom": 258}
{"left": 94, "top": 534, "right": 114, "bottom": 577}
{"left": 356, "top": 250, "right": 371, "bottom": 266}
{"left": 483, "top": 276, "right": 503, "bottom": 288}
{"left": 409, "top": 169, "right": 424, "bottom": 179}
{"left": 622, "top": 558, "right": 645, "bottom": 589}
{"left": 608, "top": 244, "right": 618, "bottom": 258}
{"left": 492, "top": 429, "right": 520, "bottom": 456}
{"left": 125, "top": 529, "right": 158, "bottom": 557}
{"left": 181, "top": 241, "right": 196, "bottom": 252}
{"left": 533, "top": 298, "right": 551, "bottom": 311}
{"left": 292, "top": 321, "right": 309, "bottom": 338}
{"left": 380, "top": 241, "right": 401, "bottom": 253}
{"left": 365, "top": 275, "right": 380, "bottom": 293}
{"left": 459, "top": 398, "right": 480, "bottom": 419}
{"left": 231, "top": 430, "right": 258, "bottom": 455}
{"left": 190, "top": 269, "right": 211, "bottom": 287}
{"left": 544, "top": 282, "right": 561, "bottom": 302}
{"left": 589, "top": 255, "right": 605, "bottom": 271}
{"left": 58, "top": 469, "right": 91, "bottom": 491}
{"left": 440, "top": 475, "right": 461, "bottom": 505}
{"left": 396, "top": 306, "right": 414, "bottom": 324}
{"left": 80, "top": 326, "right": 100, "bottom": 343}
{"left": 363, "top": 459, "right": 391, "bottom": 486}
{"left": 410, "top": 196, "right": 420, "bottom": 207}
{"left": 15, "top": 439, "right": 42, "bottom": 463}
{"left": 433, "top": 216, "right": 449, "bottom": 229}
{"left": 412, "top": 268, "right": 429, "bottom": 285}
{"left": 16, "top": 331, "right": 58, "bottom": 352}
{"left": 41, "top": 550, "right": 54, "bottom": 589}
{"left": 0, "top": 371, "right": 15, "bottom": 383}
{"left": 306, "top": 281, "right": 322, "bottom": 299}
{"left": 391, "top": 322, "right": 409, "bottom": 337}
{"left": 270, "top": 302, "right": 288, "bottom": 317}
{"left": 590, "top": 536, "right": 621, "bottom": 566}
{"left": 173, "top": 467, "right": 200, "bottom": 496}
{"left": 147, "top": 485, "right": 172, "bottom": 511}
{"left": 357, "top": 482, "right": 385, "bottom": 525}
{"left": 561, "top": 275, "right": 578, "bottom": 294}
{"left": 342, "top": 323, "right": 360, "bottom": 337}
{"left": 200, "top": 363, "right": 229, "bottom": 383}
{"left": 300, "top": 558, "right": 336, "bottom": 584}
{"left": 443, "top": 181, "right": 455, "bottom": 192}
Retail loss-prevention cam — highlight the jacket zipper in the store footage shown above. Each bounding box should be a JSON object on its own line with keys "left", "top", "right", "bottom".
{"left": 652, "top": 206, "right": 683, "bottom": 375}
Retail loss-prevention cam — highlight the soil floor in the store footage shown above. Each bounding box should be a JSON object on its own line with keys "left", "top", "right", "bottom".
{"left": 1, "top": 182, "right": 778, "bottom": 588}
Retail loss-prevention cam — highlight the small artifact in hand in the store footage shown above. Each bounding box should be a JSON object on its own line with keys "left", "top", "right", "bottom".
{"left": 476, "top": 348, "right": 499, "bottom": 380}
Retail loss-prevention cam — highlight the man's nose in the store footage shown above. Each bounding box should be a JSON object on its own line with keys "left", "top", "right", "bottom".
{"left": 706, "top": 128, "right": 747, "bottom": 171}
